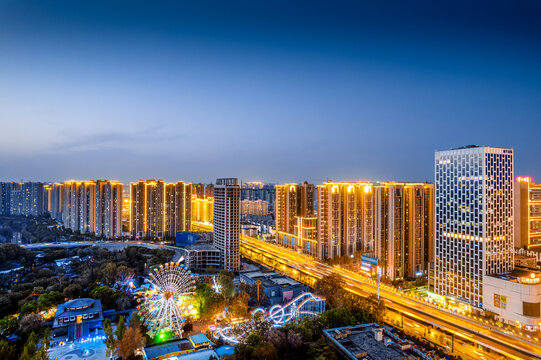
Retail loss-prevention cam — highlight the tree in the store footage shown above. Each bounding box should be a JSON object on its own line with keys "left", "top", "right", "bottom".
{"left": 116, "top": 326, "right": 144, "bottom": 359}
{"left": 21, "top": 331, "right": 37, "bottom": 359}
{"left": 230, "top": 290, "right": 250, "bottom": 317}
{"left": 18, "top": 313, "right": 42, "bottom": 336}
{"left": 0, "top": 340, "right": 16, "bottom": 359}
{"left": 63, "top": 283, "right": 82, "bottom": 299}
{"left": 115, "top": 296, "right": 131, "bottom": 311}
{"left": 129, "top": 312, "right": 142, "bottom": 331}
{"left": 116, "top": 315, "right": 126, "bottom": 340}
{"left": 218, "top": 270, "right": 235, "bottom": 301}
{"left": 37, "top": 291, "right": 63, "bottom": 311}
{"left": 116, "top": 265, "right": 135, "bottom": 284}
{"left": 104, "top": 318, "right": 116, "bottom": 359}
{"left": 314, "top": 274, "right": 346, "bottom": 309}
{"left": 99, "top": 263, "right": 118, "bottom": 285}
{"left": 182, "top": 320, "right": 193, "bottom": 335}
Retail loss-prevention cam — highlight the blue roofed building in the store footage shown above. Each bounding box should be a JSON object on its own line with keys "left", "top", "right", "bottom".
{"left": 52, "top": 298, "right": 104, "bottom": 341}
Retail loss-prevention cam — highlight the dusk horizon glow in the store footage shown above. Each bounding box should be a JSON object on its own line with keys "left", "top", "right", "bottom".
{"left": 1, "top": 0, "right": 540, "bottom": 184}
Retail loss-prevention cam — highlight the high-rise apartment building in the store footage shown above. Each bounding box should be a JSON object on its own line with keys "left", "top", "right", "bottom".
{"left": 374, "top": 183, "right": 434, "bottom": 280}
{"left": 433, "top": 146, "right": 514, "bottom": 308}
{"left": 192, "top": 197, "right": 214, "bottom": 224}
{"left": 242, "top": 182, "right": 276, "bottom": 211}
{"left": 317, "top": 182, "right": 375, "bottom": 260}
{"left": 213, "top": 178, "right": 240, "bottom": 272}
{"left": 47, "top": 183, "right": 64, "bottom": 221}
{"left": 130, "top": 180, "right": 191, "bottom": 239}
{"left": 275, "top": 182, "right": 315, "bottom": 251}
{"left": 241, "top": 199, "right": 269, "bottom": 216}
{"left": 1, "top": 182, "right": 47, "bottom": 216}
{"left": 164, "top": 182, "right": 192, "bottom": 238}
{"left": 0, "top": 183, "right": 11, "bottom": 215}
{"left": 514, "top": 176, "right": 541, "bottom": 250}
{"left": 95, "top": 180, "right": 123, "bottom": 238}
{"left": 63, "top": 181, "right": 96, "bottom": 234}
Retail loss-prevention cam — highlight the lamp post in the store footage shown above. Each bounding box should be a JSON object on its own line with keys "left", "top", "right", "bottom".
{"left": 255, "top": 280, "right": 262, "bottom": 306}
{"left": 377, "top": 266, "right": 382, "bottom": 301}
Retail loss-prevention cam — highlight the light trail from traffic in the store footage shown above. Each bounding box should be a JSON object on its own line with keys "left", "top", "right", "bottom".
{"left": 192, "top": 221, "right": 541, "bottom": 360}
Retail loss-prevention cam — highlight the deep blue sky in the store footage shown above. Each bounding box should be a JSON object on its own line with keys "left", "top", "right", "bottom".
{"left": 1, "top": 1, "right": 540, "bottom": 184}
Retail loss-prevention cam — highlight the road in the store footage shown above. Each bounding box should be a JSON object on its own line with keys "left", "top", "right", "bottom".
{"left": 191, "top": 221, "right": 541, "bottom": 360}
{"left": 21, "top": 240, "right": 184, "bottom": 262}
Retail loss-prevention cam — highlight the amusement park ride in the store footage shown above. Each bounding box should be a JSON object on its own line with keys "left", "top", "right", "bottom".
{"left": 136, "top": 261, "right": 325, "bottom": 344}
{"left": 214, "top": 292, "right": 326, "bottom": 344}
{"left": 136, "top": 262, "right": 197, "bottom": 338}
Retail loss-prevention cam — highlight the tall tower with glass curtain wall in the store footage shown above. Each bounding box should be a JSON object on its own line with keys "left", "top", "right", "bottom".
{"left": 213, "top": 178, "right": 241, "bottom": 272}
{"left": 433, "top": 146, "right": 514, "bottom": 308}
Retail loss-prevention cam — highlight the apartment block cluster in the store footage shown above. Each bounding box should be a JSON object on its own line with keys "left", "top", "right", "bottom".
{"left": 275, "top": 181, "right": 434, "bottom": 280}
{"left": 273, "top": 146, "right": 541, "bottom": 330}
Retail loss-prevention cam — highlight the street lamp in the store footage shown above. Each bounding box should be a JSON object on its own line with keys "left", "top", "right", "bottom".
{"left": 377, "top": 266, "right": 382, "bottom": 301}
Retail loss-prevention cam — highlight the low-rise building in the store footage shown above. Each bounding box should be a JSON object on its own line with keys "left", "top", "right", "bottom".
{"left": 324, "top": 323, "right": 433, "bottom": 360}
{"left": 483, "top": 270, "right": 541, "bottom": 331}
{"left": 180, "top": 244, "right": 221, "bottom": 271}
{"left": 52, "top": 298, "right": 104, "bottom": 341}
{"left": 239, "top": 270, "right": 308, "bottom": 306}
{"left": 143, "top": 335, "right": 216, "bottom": 360}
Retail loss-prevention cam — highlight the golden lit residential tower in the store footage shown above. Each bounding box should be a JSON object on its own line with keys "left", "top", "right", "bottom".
{"left": 164, "top": 182, "right": 192, "bottom": 237}
{"left": 213, "top": 178, "right": 241, "bottom": 272}
{"left": 275, "top": 181, "right": 315, "bottom": 250}
{"left": 374, "top": 183, "right": 434, "bottom": 280}
{"left": 514, "top": 176, "right": 541, "bottom": 250}
{"left": 192, "top": 197, "right": 214, "bottom": 223}
{"left": 317, "top": 182, "right": 374, "bottom": 260}
{"left": 241, "top": 199, "right": 269, "bottom": 215}
{"left": 294, "top": 216, "right": 318, "bottom": 257}
{"left": 130, "top": 180, "right": 192, "bottom": 239}
{"left": 48, "top": 183, "right": 64, "bottom": 221}
{"left": 95, "top": 180, "right": 123, "bottom": 238}
{"left": 130, "top": 180, "right": 165, "bottom": 238}
{"left": 63, "top": 181, "right": 96, "bottom": 234}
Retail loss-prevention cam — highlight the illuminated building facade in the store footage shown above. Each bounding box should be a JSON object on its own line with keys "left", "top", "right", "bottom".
{"left": 433, "top": 146, "right": 514, "bottom": 308}
{"left": 374, "top": 183, "right": 434, "bottom": 280}
{"left": 514, "top": 176, "right": 541, "bottom": 250}
{"left": 192, "top": 197, "right": 214, "bottom": 224}
{"left": 130, "top": 180, "right": 192, "bottom": 239}
{"left": 47, "top": 183, "right": 64, "bottom": 221}
{"left": 241, "top": 199, "right": 269, "bottom": 215}
{"left": 95, "top": 180, "right": 123, "bottom": 238}
{"left": 242, "top": 182, "right": 276, "bottom": 211}
{"left": 294, "top": 216, "right": 318, "bottom": 257}
{"left": 164, "top": 181, "right": 192, "bottom": 238}
{"left": 63, "top": 181, "right": 96, "bottom": 234}
{"left": 317, "top": 182, "right": 374, "bottom": 260}
{"left": 275, "top": 182, "right": 315, "bottom": 251}
{"left": 213, "top": 178, "right": 241, "bottom": 272}
{"left": 0, "top": 182, "right": 47, "bottom": 216}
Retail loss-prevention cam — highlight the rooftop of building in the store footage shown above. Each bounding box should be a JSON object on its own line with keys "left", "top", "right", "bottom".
{"left": 183, "top": 243, "right": 220, "bottom": 252}
{"left": 54, "top": 298, "right": 103, "bottom": 319}
{"left": 143, "top": 339, "right": 194, "bottom": 360}
{"left": 323, "top": 323, "right": 430, "bottom": 360}
{"left": 240, "top": 270, "right": 304, "bottom": 288}
{"left": 487, "top": 268, "right": 541, "bottom": 285}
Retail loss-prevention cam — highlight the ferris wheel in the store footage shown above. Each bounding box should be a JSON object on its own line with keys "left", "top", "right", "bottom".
{"left": 136, "top": 262, "right": 197, "bottom": 335}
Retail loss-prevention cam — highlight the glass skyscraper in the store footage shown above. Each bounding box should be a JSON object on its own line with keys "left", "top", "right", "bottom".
{"left": 433, "top": 146, "right": 514, "bottom": 308}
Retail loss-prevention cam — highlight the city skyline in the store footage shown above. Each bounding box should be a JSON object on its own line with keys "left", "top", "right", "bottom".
{"left": 1, "top": 1, "right": 540, "bottom": 183}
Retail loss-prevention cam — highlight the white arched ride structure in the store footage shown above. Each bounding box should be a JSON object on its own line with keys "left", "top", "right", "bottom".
{"left": 136, "top": 262, "right": 197, "bottom": 336}
{"left": 252, "top": 292, "right": 326, "bottom": 327}
{"left": 214, "top": 292, "right": 325, "bottom": 344}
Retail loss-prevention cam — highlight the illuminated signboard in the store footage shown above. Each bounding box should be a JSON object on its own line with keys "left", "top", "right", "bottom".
{"left": 516, "top": 176, "right": 534, "bottom": 183}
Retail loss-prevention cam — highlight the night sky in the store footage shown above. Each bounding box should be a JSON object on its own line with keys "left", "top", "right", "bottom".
{"left": 1, "top": 1, "right": 540, "bottom": 184}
